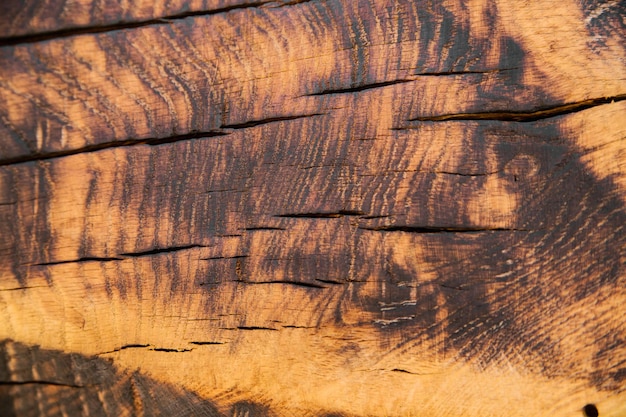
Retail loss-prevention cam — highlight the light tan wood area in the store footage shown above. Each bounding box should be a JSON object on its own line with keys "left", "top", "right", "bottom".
{"left": 1, "top": 1, "right": 625, "bottom": 416}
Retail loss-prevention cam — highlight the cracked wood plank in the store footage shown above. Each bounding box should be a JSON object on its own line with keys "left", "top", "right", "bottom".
{"left": 1, "top": 0, "right": 624, "bottom": 163}
{"left": 0, "top": 0, "right": 305, "bottom": 42}
{"left": 1, "top": 0, "right": 626, "bottom": 416}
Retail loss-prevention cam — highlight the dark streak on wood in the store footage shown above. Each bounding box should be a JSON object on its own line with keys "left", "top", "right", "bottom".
{"left": 120, "top": 245, "right": 209, "bottom": 257}
{"left": 306, "top": 79, "right": 414, "bottom": 96}
{"left": 358, "top": 226, "right": 531, "bottom": 233}
{"left": 275, "top": 210, "right": 365, "bottom": 218}
{"left": 235, "top": 326, "right": 278, "bottom": 331}
{"left": 97, "top": 344, "right": 152, "bottom": 355}
{"left": 240, "top": 280, "right": 327, "bottom": 289}
{"left": 0, "top": 2, "right": 272, "bottom": 47}
{"left": 221, "top": 113, "right": 326, "bottom": 129}
{"left": 410, "top": 94, "right": 626, "bottom": 123}
{"left": 33, "top": 257, "right": 124, "bottom": 266}
{"left": 151, "top": 348, "right": 193, "bottom": 352}
{"left": 201, "top": 255, "right": 249, "bottom": 260}
{"left": 0, "top": 339, "right": 226, "bottom": 417}
{"left": 0, "top": 131, "right": 229, "bottom": 167}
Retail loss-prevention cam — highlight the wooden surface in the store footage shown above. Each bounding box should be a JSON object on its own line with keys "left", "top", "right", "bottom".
{"left": 1, "top": 0, "right": 625, "bottom": 416}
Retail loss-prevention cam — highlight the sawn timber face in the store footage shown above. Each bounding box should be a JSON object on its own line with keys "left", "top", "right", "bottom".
{"left": 0, "top": 0, "right": 625, "bottom": 416}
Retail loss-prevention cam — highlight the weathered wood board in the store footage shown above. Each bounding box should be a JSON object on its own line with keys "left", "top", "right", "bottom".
{"left": 1, "top": 0, "right": 625, "bottom": 416}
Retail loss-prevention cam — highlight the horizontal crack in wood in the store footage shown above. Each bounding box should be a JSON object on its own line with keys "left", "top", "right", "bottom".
{"left": 200, "top": 255, "right": 249, "bottom": 260}
{"left": 0, "top": 131, "right": 228, "bottom": 167}
{"left": 306, "top": 79, "right": 414, "bottom": 96}
{"left": 390, "top": 368, "right": 417, "bottom": 374}
{"left": 120, "top": 244, "right": 209, "bottom": 257}
{"left": 220, "top": 113, "right": 325, "bottom": 129}
{"left": 151, "top": 348, "right": 193, "bottom": 352}
{"left": 97, "top": 344, "right": 193, "bottom": 354}
{"left": 30, "top": 245, "right": 211, "bottom": 266}
{"left": 306, "top": 70, "right": 519, "bottom": 96}
{"left": 281, "top": 325, "right": 317, "bottom": 329}
{"left": 0, "top": 2, "right": 272, "bottom": 47}
{"left": 96, "top": 344, "right": 151, "bottom": 355}
{"left": 275, "top": 210, "right": 365, "bottom": 218}
{"left": 33, "top": 257, "right": 124, "bottom": 266}
{"left": 315, "top": 279, "right": 345, "bottom": 285}
{"left": 359, "top": 226, "right": 531, "bottom": 233}
{"left": 410, "top": 94, "right": 626, "bottom": 123}
{"left": 239, "top": 280, "right": 326, "bottom": 289}
{"left": 275, "top": 0, "right": 317, "bottom": 6}
{"left": 432, "top": 170, "right": 501, "bottom": 177}
{"left": 235, "top": 326, "right": 279, "bottom": 331}
{"left": 414, "top": 69, "right": 517, "bottom": 76}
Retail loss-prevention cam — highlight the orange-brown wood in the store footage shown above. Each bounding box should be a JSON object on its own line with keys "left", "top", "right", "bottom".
{"left": 1, "top": 1, "right": 625, "bottom": 416}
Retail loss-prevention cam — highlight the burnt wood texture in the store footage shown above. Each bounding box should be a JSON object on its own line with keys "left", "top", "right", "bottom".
{"left": 1, "top": 0, "right": 626, "bottom": 416}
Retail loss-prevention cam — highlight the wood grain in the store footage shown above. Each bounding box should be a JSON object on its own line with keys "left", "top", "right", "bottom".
{"left": 1, "top": 0, "right": 625, "bottom": 416}
{"left": 0, "top": 1, "right": 302, "bottom": 41}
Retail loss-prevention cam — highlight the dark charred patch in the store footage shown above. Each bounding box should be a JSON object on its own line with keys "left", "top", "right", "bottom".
{"left": 0, "top": 339, "right": 224, "bottom": 416}
{"left": 497, "top": 37, "right": 525, "bottom": 85}
{"left": 590, "top": 365, "right": 626, "bottom": 392}
{"left": 0, "top": 389, "right": 16, "bottom": 417}
{"left": 580, "top": 0, "right": 626, "bottom": 51}
{"left": 413, "top": 2, "right": 492, "bottom": 73}
{"left": 365, "top": 114, "right": 626, "bottom": 392}
{"left": 230, "top": 401, "right": 271, "bottom": 417}
{"left": 10, "top": 165, "right": 53, "bottom": 286}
